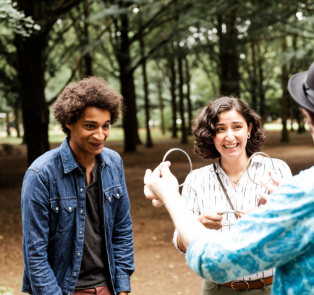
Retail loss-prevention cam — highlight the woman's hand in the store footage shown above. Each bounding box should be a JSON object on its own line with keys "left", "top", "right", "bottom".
{"left": 258, "top": 170, "right": 283, "bottom": 206}
{"left": 197, "top": 206, "right": 223, "bottom": 230}
{"left": 144, "top": 162, "right": 179, "bottom": 206}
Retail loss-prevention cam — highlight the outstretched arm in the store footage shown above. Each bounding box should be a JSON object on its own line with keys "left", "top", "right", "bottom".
{"left": 145, "top": 163, "right": 313, "bottom": 283}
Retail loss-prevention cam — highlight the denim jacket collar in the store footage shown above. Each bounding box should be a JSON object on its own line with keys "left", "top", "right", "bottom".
{"left": 60, "top": 138, "right": 113, "bottom": 174}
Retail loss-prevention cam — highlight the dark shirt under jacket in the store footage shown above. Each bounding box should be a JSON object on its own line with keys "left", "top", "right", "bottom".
{"left": 75, "top": 160, "right": 109, "bottom": 290}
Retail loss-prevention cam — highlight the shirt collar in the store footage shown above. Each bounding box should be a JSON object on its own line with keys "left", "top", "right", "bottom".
{"left": 208, "top": 155, "right": 264, "bottom": 174}
{"left": 60, "top": 138, "right": 108, "bottom": 174}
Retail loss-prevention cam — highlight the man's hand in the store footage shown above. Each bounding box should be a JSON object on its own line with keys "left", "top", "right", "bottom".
{"left": 144, "top": 162, "right": 179, "bottom": 205}
{"left": 198, "top": 206, "right": 223, "bottom": 230}
{"left": 118, "top": 292, "right": 129, "bottom": 295}
{"left": 258, "top": 170, "right": 283, "bottom": 206}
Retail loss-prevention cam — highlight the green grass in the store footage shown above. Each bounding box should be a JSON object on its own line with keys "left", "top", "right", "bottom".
{"left": 0, "top": 128, "right": 173, "bottom": 145}
{"left": 0, "top": 123, "right": 309, "bottom": 145}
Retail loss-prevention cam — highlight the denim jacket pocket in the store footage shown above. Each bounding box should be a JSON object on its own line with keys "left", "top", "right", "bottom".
{"left": 104, "top": 185, "right": 122, "bottom": 203}
{"left": 50, "top": 198, "right": 77, "bottom": 233}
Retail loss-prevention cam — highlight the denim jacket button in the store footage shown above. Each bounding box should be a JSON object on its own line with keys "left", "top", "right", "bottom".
{"left": 80, "top": 231, "right": 83, "bottom": 234}
{"left": 80, "top": 210, "right": 83, "bottom": 213}
{"left": 73, "top": 273, "right": 76, "bottom": 276}
{"left": 117, "top": 193, "right": 119, "bottom": 197}
{"left": 69, "top": 207, "right": 72, "bottom": 211}
{"left": 80, "top": 188, "right": 83, "bottom": 192}
{"left": 56, "top": 207, "right": 59, "bottom": 211}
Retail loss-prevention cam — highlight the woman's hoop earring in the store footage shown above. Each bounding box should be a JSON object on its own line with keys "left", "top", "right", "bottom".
{"left": 247, "top": 134, "right": 250, "bottom": 139}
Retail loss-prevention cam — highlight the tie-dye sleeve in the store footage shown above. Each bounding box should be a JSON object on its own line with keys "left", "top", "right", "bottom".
{"left": 185, "top": 168, "right": 314, "bottom": 284}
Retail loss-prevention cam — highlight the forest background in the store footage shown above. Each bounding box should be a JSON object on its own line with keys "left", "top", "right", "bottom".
{"left": 0, "top": 0, "right": 314, "bottom": 164}
{"left": 1, "top": 1, "right": 314, "bottom": 295}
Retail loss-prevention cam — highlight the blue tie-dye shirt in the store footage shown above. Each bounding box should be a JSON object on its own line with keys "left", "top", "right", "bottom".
{"left": 186, "top": 166, "right": 314, "bottom": 294}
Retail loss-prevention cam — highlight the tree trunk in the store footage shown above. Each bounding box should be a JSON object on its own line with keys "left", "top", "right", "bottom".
{"left": 297, "top": 110, "right": 306, "bottom": 133}
{"left": 14, "top": 107, "right": 21, "bottom": 138}
{"left": 185, "top": 57, "right": 192, "bottom": 135}
{"left": 157, "top": 78, "right": 165, "bottom": 135}
{"left": 281, "top": 37, "right": 290, "bottom": 142}
{"left": 217, "top": 11, "right": 240, "bottom": 96}
{"left": 178, "top": 58, "right": 187, "bottom": 144}
{"left": 83, "top": 0, "right": 93, "bottom": 76}
{"left": 139, "top": 15, "right": 153, "bottom": 148}
{"left": 15, "top": 33, "right": 50, "bottom": 165}
{"left": 168, "top": 57, "right": 177, "bottom": 138}
{"left": 6, "top": 112, "right": 11, "bottom": 136}
{"left": 250, "top": 42, "right": 258, "bottom": 111}
{"left": 118, "top": 12, "right": 140, "bottom": 152}
{"left": 257, "top": 44, "right": 265, "bottom": 122}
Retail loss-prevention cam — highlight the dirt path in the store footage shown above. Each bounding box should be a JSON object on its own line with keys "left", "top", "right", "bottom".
{"left": 0, "top": 131, "right": 313, "bottom": 295}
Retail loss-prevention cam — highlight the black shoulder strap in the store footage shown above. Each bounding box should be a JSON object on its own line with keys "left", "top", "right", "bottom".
{"left": 214, "top": 162, "right": 238, "bottom": 219}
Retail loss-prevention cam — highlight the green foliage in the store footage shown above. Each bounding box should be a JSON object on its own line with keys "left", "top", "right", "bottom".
{"left": 0, "top": 0, "right": 40, "bottom": 37}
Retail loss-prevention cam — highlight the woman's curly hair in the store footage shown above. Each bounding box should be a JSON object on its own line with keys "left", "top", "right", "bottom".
{"left": 54, "top": 77, "right": 123, "bottom": 137}
{"left": 193, "top": 96, "right": 266, "bottom": 160}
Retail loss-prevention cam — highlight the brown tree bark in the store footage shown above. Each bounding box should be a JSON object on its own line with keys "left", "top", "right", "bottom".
{"left": 15, "top": 33, "right": 50, "bottom": 164}
{"left": 168, "top": 57, "right": 178, "bottom": 138}
{"left": 118, "top": 12, "right": 141, "bottom": 152}
{"left": 6, "top": 112, "right": 11, "bottom": 136}
{"left": 14, "top": 107, "right": 21, "bottom": 138}
{"left": 83, "top": 0, "right": 93, "bottom": 76}
{"left": 250, "top": 42, "right": 258, "bottom": 110}
{"left": 139, "top": 13, "right": 153, "bottom": 148}
{"left": 178, "top": 57, "right": 187, "bottom": 144}
{"left": 14, "top": 0, "right": 83, "bottom": 165}
{"left": 257, "top": 44, "right": 266, "bottom": 122}
{"left": 184, "top": 57, "right": 192, "bottom": 135}
{"left": 157, "top": 76, "right": 165, "bottom": 135}
{"left": 217, "top": 10, "right": 240, "bottom": 96}
{"left": 281, "top": 36, "right": 290, "bottom": 142}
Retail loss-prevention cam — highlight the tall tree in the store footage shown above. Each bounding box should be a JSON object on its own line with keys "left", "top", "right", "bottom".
{"left": 217, "top": 5, "right": 240, "bottom": 96}
{"left": 281, "top": 36, "right": 289, "bottom": 142}
{"left": 139, "top": 9, "right": 153, "bottom": 148}
{"left": 14, "top": 0, "right": 83, "bottom": 165}
{"left": 178, "top": 57, "right": 188, "bottom": 144}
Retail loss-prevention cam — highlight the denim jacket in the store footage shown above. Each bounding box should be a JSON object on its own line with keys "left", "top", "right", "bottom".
{"left": 21, "top": 138, "right": 134, "bottom": 295}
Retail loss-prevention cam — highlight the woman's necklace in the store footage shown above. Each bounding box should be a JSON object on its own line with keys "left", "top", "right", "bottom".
{"left": 226, "top": 175, "right": 240, "bottom": 185}
{"left": 219, "top": 159, "right": 246, "bottom": 185}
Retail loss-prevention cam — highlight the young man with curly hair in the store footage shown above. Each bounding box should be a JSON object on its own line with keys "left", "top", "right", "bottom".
{"left": 21, "top": 77, "right": 134, "bottom": 295}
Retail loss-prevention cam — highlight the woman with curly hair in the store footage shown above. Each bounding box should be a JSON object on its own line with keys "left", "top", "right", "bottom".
{"left": 172, "top": 97, "right": 292, "bottom": 295}
{"left": 21, "top": 77, "right": 134, "bottom": 295}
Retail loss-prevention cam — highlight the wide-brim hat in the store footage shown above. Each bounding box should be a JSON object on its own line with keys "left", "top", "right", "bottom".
{"left": 288, "top": 62, "right": 314, "bottom": 113}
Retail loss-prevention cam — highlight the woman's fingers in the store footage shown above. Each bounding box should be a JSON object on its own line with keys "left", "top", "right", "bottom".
{"left": 269, "top": 170, "right": 282, "bottom": 187}
{"left": 260, "top": 180, "right": 275, "bottom": 193}
{"left": 257, "top": 192, "right": 268, "bottom": 206}
{"left": 202, "top": 212, "right": 223, "bottom": 230}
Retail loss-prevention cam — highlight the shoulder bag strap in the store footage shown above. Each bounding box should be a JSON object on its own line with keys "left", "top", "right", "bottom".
{"left": 214, "top": 162, "right": 238, "bottom": 219}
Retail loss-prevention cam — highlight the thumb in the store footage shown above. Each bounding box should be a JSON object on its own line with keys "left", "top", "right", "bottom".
{"left": 159, "top": 162, "right": 172, "bottom": 176}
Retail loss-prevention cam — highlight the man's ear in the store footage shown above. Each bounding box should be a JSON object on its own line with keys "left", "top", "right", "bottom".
{"left": 66, "top": 124, "right": 72, "bottom": 132}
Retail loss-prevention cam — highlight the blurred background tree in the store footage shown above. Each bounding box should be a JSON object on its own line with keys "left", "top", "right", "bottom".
{"left": 0, "top": 0, "right": 314, "bottom": 164}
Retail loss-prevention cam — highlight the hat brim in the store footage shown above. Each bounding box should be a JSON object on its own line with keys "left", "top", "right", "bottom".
{"left": 288, "top": 71, "right": 314, "bottom": 113}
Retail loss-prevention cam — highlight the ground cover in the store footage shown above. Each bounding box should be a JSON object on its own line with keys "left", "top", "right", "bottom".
{"left": 0, "top": 131, "right": 313, "bottom": 295}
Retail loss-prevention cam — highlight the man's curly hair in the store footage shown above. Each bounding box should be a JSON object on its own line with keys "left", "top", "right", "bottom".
{"left": 193, "top": 96, "right": 266, "bottom": 160}
{"left": 54, "top": 77, "right": 123, "bottom": 137}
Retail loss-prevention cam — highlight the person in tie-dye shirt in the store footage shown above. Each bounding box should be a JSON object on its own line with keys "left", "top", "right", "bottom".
{"left": 144, "top": 62, "right": 314, "bottom": 294}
